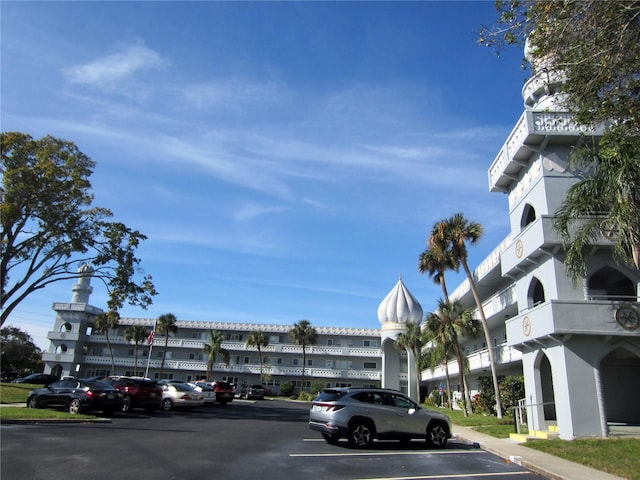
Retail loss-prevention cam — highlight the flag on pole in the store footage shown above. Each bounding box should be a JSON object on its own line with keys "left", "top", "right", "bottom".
{"left": 147, "top": 330, "right": 155, "bottom": 345}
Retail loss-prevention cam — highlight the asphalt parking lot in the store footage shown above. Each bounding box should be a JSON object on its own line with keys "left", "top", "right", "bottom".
{"left": 1, "top": 399, "right": 545, "bottom": 480}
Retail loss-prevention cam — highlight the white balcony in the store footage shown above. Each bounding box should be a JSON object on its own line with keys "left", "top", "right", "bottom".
{"left": 421, "top": 344, "right": 522, "bottom": 381}
{"left": 488, "top": 111, "right": 603, "bottom": 193}
{"left": 506, "top": 300, "right": 640, "bottom": 348}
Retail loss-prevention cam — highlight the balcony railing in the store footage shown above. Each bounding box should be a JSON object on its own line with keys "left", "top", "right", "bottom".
{"left": 420, "top": 343, "right": 522, "bottom": 381}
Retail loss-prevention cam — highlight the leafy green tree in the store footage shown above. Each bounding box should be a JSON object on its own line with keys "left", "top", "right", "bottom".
{"left": 245, "top": 330, "right": 269, "bottom": 383}
{"left": 93, "top": 310, "right": 120, "bottom": 375}
{"left": 288, "top": 319, "right": 317, "bottom": 393}
{"left": 0, "top": 132, "right": 157, "bottom": 326}
{"left": 425, "top": 299, "right": 479, "bottom": 416}
{"left": 478, "top": 1, "right": 640, "bottom": 277}
{"left": 203, "top": 329, "right": 229, "bottom": 382}
{"left": 478, "top": 0, "right": 640, "bottom": 136}
{"left": 124, "top": 325, "right": 148, "bottom": 376}
{"left": 0, "top": 326, "right": 43, "bottom": 374}
{"left": 430, "top": 213, "right": 504, "bottom": 418}
{"left": 156, "top": 313, "right": 178, "bottom": 379}
{"left": 394, "top": 320, "right": 429, "bottom": 402}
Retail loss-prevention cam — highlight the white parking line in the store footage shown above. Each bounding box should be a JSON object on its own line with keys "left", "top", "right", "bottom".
{"left": 352, "top": 472, "right": 532, "bottom": 480}
{"left": 291, "top": 450, "right": 483, "bottom": 457}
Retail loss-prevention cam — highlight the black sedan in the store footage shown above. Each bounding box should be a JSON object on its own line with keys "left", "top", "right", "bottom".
{"left": 12, "top": 373, "right": 59, "bottom": 385}
{"left": 27, "top": 378, "right": 124, "bottom": 415}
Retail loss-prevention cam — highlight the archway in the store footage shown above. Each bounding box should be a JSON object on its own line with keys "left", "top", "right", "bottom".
{"left": 527, "top": 277, "right": 545, "bottom": 308}
{"left": 521, "top": 203, "right": 536, "bottom": 228}
{"left": 588, "top": 266, "right": 635, "bottom": 301}
{"left": 536, "top": 353, "right": 556, "bottom": 421}
{"left": 600, "top": 345, "right": 640, "bottom": 424}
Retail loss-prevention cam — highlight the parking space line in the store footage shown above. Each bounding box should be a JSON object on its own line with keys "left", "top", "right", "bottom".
{"left": 291, "top": 450, "right": 484, "bottom": 457}
{"left": 353, "top": 472, "right": 533, "bottom": 480}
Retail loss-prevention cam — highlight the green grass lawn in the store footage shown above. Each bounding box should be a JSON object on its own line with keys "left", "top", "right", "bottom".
{"left": 426, "top": 406, "right": 640, "bottom": 480}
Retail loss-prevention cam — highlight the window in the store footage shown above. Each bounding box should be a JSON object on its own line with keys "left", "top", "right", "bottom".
{"left": 527, "top": 277, "right": 545, "bottom": 307}
{"left": 128, "top": 349, "right": 134, "bottom": 357}
{"left": 363, "top": 362, "right": 377, "bottom": 369}
{"left": 244, "top": 357, "right": 250, "bottom": 364}
{"left": 521, "top": 203, "right": 536, "bottom": 228}
{"left": 306, "top": 359, "right": 313, "bottom": 366}
{"left": 293, "top": 358, "right": 299, "bottom": 366}
{"left": 363, "top": 340, "right": 377, "bottom": 347}
{"left": 228, "top": 334, "right": 242, "bottom": 342}
{"left": 326, "top": 360, "right": 333, "bottom": 368}
{"left": 191, "top": 332, "right": 201, "bottom": 339}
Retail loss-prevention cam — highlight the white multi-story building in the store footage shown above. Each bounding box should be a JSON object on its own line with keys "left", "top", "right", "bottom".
{"left": 42, "top": 42, "right": 639, "bottom": 439}
{"left": 42, "top": 272, "right": 421, "bottom": 396}
{"left": 420, "top": 44, "right": 640, "bottom": 439}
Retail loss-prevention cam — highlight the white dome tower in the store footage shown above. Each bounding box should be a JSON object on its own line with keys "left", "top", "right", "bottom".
{"left": 377, "top": 274, "right": 424, "bottom": 401}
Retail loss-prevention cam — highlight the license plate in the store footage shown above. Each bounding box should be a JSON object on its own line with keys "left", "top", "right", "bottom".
{"left": 313, "top": 405, "right": 322, "bottom": 412}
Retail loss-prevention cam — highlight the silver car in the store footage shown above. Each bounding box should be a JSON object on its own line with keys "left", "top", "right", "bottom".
{"left": 309, "top": 387, "right": 452, "bottom": 448}
{"left": 160, "top": 382, "right": 205, "bottom": 411}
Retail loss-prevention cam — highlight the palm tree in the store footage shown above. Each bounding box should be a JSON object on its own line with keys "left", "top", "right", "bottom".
{"left": 246, "top": 330, "right": 269, "bottom": 383}
{"left": 426, "top": 299, "right": 479, "bottom": 416}
{"left": 555, "top": 132, "right": 640, "bottom": 280}
{"left": 288, "top": 320, "right": 317, "bottom": 393}
{"left": 156, "top": 313, "right": 178, "bottom": 380}
{"left": 124, "top": 325, "right": 147, "bottom": 376}
{"left": 394, "top": 320, "right": 428, "bottom": 402}
{"left": 430, "top": 213, "right": 504, "bottom": 418}
{"left": 93, "top": 310, "right": 120, "bottom": 375}
{"left": 418, "top": 245, "right": 459, "bottom": 302}
{"left": 203, "top": 330, "right": 229, "bottom": 382}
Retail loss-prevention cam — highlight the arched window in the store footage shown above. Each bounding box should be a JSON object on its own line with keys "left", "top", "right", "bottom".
{"left": 60, "top": 322, "right": 72, "bottom": 333}
{"left": 527, "top": 277, "right": 545, "bottom": 308}
{"left": 55, "top": 344, "right": 68, "bottom": 354}
{"left": 587, "top": 266, "right": 635, "bottom": 301}
{"left": 521, "top": 204, "right": 537, "bottom": 228}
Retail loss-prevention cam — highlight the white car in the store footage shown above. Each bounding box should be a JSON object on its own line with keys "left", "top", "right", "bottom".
{"left": 188, "top": 382, "right": 217, "bottom": 405}
{"left": 160, "top": 382, "right": 205, "bottom": 411}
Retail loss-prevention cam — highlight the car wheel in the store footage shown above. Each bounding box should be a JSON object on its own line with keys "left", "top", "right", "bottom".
{"left": 27, "top": 396, "right": 38, "bottom": 409}
{"left": 348, "top": 421, "right": 374, "bottom": 448}
{"left": 68, "top": 398, "right": 82, "bottom": 414}
{"left": 322, "top": 433, "right": 340, "bottom": 445}
{"left": 426, "top": 422, "right": 448, "bottom": 448}
{"left": 121, "top": 395, "right": 133, "bottom": 413}
{"left": 161, "top": 398, "right": 173, "bottom": 411}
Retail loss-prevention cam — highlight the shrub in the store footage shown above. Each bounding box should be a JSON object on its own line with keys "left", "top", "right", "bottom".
{"left": 279, "top": 382, "right": 294, "bottom": 397}
{"left": 309, "top": 380, "right": 324, "bottom": 395}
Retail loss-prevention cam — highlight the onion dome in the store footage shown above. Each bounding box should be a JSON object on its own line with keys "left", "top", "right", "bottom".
{"left": 377, "top": 274, "right": 423, "bottom": 326}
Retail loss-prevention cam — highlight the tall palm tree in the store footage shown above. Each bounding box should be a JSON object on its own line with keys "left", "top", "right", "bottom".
{"left": 426, "top": 299, "right": 479, "bottom": 416}
{"left": 93, "top": 310, "right": 120, "bottom": 375}
{"left": 203, "top": 329, "right": 229, "bottom": 382}
{"left": 124, "top": 325, "right": 147, "bottom": 376}
{"left": 156, "top": 313, "right": 178, "bottom": 380}
{"left": 394, "top": 320, "right": 428, "bottom": 402}
{"left": 430, "top": 213, "right": 504, "bottom": 418}
{"left": 246, "top": 330, "right": 269, "bottom": 383}
{"left": 288, "top": 320, "right": 317, "bottom": 393}
{"left": 418, "top": 245, "right": 459, "bottom": 302}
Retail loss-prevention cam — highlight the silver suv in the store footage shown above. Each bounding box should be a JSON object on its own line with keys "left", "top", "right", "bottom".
{"left": 309, "top": 387, "right": 452, "bottom": 448}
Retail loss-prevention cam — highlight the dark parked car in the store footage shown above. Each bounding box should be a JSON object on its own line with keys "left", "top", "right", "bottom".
{"left": 27, "top": 378, "right": 124, "bottom": 415}
{"left": 102, "top": 376, "right": 162, "bottom": 413}
{"left": 210, "top": 381, "right": 234, "bottom": 405}
{"left": 309, "top": 387, "right": 452, "bottom": 448}
{"left": 12, "top": 373, "right": 59, "bottom": 385}
{"left": 1, "top": 371, "right": 20, "bottom": 382}
{"left": 242, "top": 384, "right": 266, "bottom": 400}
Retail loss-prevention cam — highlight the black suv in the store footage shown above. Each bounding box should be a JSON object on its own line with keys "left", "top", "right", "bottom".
{"left": 102, "top": 376, "right": 162, "bottom": 413}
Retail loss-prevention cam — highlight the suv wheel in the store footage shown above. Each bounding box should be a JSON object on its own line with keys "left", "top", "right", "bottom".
{"left": 348, "top": 421, "right": 374, "bottom": 448}
{"left": 426, "top": 422, "right": 448, "bottom": 448}
{"left": 27, "top": 396, "right": 38, "bottom": 409}
{"left": 121, "top": 395, "right": 133, "bottom": 413}
{"left": 161, "top": 398, "right": 173, "bottom": 411}
{"left": 69, "top": 398, "right": 81, "bottom": 414}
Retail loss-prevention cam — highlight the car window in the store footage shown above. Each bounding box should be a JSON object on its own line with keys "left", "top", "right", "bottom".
{"left": 315, "top": 389, "right": 345, "bottom": 402}
{"left": 390, "top": 394, "right": 415, "bottom": 409}
{"left": 60, "top": 379, "right": 79, "bottom": 388}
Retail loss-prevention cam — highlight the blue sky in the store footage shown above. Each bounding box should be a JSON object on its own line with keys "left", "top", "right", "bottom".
{"left": 2, "top": 1, "right": 527, "bottom": 349}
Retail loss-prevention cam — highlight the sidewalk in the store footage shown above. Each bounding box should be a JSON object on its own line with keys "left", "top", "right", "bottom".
{"left": 452, "top": 424, "right": 624, "bottom": 480}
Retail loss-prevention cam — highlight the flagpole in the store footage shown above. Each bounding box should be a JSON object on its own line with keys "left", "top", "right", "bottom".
{"left": 144, "top": 322, "right": 156, "bottom": 379}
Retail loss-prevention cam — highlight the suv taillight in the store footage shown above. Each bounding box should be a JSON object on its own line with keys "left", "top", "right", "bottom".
{"left": 313, "top": 403, "right": 344, "bottom": 412}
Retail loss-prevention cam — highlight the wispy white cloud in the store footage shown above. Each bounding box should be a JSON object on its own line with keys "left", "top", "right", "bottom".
{"left": 232, "top": 202, "right": 288, "bottom": 222}
{"left": 182, "top": 78, "right": 291, "bottom": 111}
{"left": 64, "top": 42, "right": 166, "bottom": 89}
